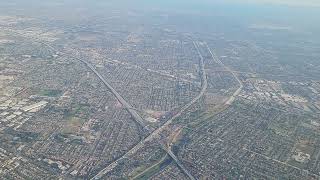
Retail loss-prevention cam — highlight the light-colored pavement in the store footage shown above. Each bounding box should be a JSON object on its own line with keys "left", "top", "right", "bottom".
{"left": 79, "top": 59, "right": 150, "bottom": 132}
{"left": 205, "top": 43, "right": 243, "bottom": 105}
{"left": 91, "top": 41, "right": 207, "bottom": 180}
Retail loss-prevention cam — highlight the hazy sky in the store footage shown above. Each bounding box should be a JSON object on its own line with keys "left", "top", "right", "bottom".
{"left": 226, "top": 0, "right": 320, "bottom": 7}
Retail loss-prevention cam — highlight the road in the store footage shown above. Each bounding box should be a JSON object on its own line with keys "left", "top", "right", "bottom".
{"left": 193, "top": 42, "right": 208, "bottom": 90}
{"left": 8, "top": 28, "right": 222, "bottom": 179}
{"left": 91, "top": 41, "right": 207, "bottom": 180}
{"left": 6, "top": 27, "right": 150, "bottom": 133}
{"left": 131, "top": 154, "right": 169, "bottom": 180}
{"left": 162, "top": 146, "right": 196, "bottom": 180}
{"left": 79, "top": 59, "right": 150, "bottom": 132}
{"left": 205, "top": 43, "right": 243, "bottom": 105}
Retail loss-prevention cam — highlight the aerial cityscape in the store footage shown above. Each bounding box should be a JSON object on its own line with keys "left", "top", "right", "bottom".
{"left": 0, "top": 0, "right": 320, "bottom": 179}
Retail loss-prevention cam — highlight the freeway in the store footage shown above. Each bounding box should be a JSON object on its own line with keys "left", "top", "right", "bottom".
{"left": 162, "top": 146, "right": 196, "bottom": 180}
{"left": 205, "top": 43, "right": 243, "bottom": 105}
{"left": 79, "top": 59, "right": 150, "bottom": 132}
{"left": 193, "top": 41, "right": 208, "bottom": 91}
{"left": 9, "top": 27, "right": 202, "bottom": 179}
{"left": 91, "top": 41, "right": 207, "bottom": 180}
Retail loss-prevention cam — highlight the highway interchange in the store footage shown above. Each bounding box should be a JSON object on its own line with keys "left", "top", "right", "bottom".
{"left": 90, "top": 40, "right": 242, "bottom": 179}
